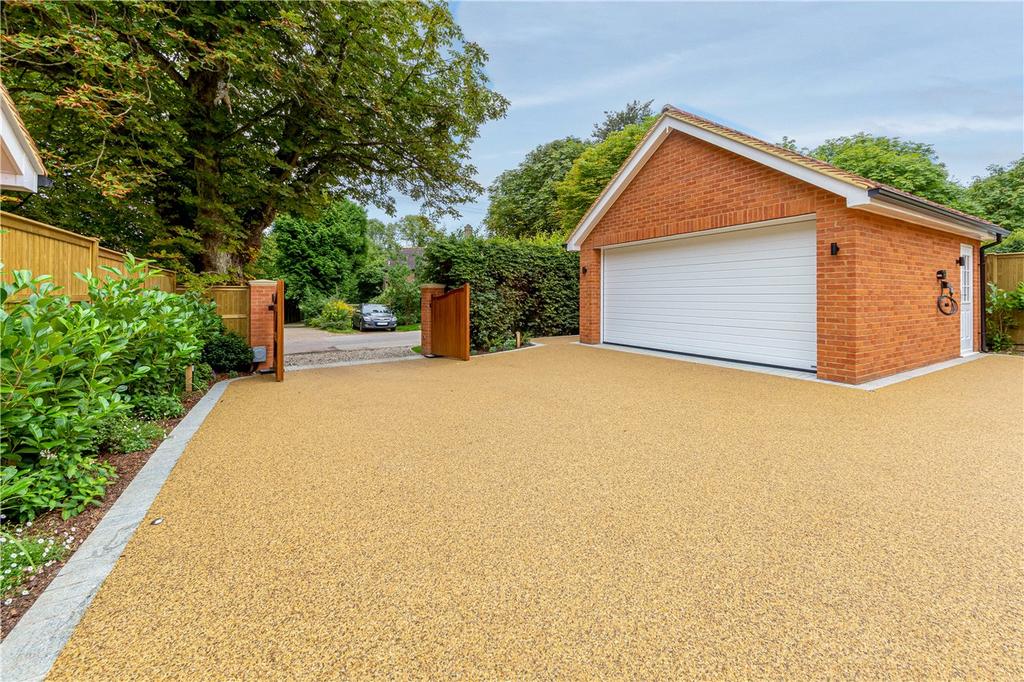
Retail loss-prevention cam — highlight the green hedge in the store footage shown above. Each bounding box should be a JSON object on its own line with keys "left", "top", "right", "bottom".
{"left": 418, "top": 236, "right": 579, "bottom": 350}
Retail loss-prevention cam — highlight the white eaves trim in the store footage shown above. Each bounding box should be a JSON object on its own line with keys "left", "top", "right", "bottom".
{"left": 0, "top": 96, "right": 46, "bottom": 193}
{"left": 564, "top": 115, "right": 994, "bottom": 250}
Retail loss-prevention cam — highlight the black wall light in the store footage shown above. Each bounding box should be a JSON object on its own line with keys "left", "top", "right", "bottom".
{"left": 830, "top": 242, "right": 840, "bottom": 256}
{"left": 581, "top": 266, "right": 588, "bottom": 274}
{"left": 955, "top": 256, "right": 965, "bottom": 266}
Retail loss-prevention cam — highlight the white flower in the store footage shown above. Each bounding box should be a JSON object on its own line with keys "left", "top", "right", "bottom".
{"left": 3, "top": 599, "right": 11, "bottom": 606}
{"left": 39, "top": 449, "right": 57, "bottom": 461}
{"left": 21, "top": 590, "right": 29, "bottom": 596}
{"left": 25, "top": 521, "right": 32, "bottom": 527}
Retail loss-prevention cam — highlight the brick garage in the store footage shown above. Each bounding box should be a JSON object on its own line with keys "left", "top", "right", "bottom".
{"left": 567, "top": 106, "right": 1007, "bottom": 384}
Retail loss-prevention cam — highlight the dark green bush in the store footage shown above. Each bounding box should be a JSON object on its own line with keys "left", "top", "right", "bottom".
{"left": 192, "top": 362, "right": 215, "bottom": 391}
{"left": 419, "top": 236, "right": 579, "bottom": 350}
{"left": 202, "top": 332, "right": 253, "bottom": 372}
{"left": 132, "top": 394, "right": 185, "bottom": 421}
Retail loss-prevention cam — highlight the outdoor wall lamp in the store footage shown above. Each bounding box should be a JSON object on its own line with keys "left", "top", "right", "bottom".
{"left": 581, "top": 266, "right": 588, "bottom": 274}
{"left": 830, "top": 242, "right": 840, "bottom": 256}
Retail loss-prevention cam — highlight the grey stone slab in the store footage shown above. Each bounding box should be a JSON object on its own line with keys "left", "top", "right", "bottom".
{"left": 0, "top": 378, "right": 238, "bottom": 682}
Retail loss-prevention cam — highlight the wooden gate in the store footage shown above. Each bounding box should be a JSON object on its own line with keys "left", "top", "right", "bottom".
{"left": 431, "top": 284, "right": 470, "bottom": 360}
{"left": 274, "top": 279, "right": 285, "bottom": 381}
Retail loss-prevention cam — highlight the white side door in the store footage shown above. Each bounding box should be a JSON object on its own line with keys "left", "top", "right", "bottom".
{"left": 960, "top": 244, "right": 974, "bottom": 355}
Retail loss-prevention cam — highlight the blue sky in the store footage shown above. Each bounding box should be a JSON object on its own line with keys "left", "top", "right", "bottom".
{"left": 370, "top": 1, "right": 1024, "bottom": 230}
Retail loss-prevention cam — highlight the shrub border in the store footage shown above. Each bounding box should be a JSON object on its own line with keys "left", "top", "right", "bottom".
{"left": 0, "top": 377, "right": 241, "bottom": 682}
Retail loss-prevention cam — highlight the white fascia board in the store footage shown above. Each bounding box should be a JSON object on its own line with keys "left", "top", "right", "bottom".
{"left": 565, "top": 116, "right": 870, "bottom": 251}
{"left": 854, "top": 199, "right": 992, "bottom": 241}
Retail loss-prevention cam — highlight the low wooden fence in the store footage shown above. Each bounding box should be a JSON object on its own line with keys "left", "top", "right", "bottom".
{"left": 179, "top": 285, "right": 250, "bottom": 340}
{"left": 0, "top": 211, "right": 176, "bottom": 300}
{"left": 431, "top": 284, "right": 470, "bottom": 361}
{"left": 986, "top": 252, "right": 1024, "bottom": 346}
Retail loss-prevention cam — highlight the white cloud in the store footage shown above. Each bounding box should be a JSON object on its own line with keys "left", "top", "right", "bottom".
{"left": 772, "top": 114, "right": 1024, "bottom": 146}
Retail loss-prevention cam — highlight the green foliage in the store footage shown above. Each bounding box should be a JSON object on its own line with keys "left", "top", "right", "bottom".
{"left": 309, "top": 300, "right": 356, "bottom": 333}
{"left": 985, "top": 281, "right": 1024, "bottom": 352}
{"left": 192, "top": 363, "right": 215, "bottom": 392}
{"left": 555, "top": 118, "right": 656, "bottom": 235}
{"left": 965, "top": 158, "right": 1024, "bottom": 252}
{"left": 201, "top": 333, "right": 253, "bottom": 372}
{"left": 94, "top": 414, "right": 165, "bottom": 455}
{"left": 273, "top": 201, "right": 371, "bottom": 311}
{"left": 8, "top": 454, "right": 116, "bottom": 521}
{"left": 374, "top": 266, "right": 421, "bottom": 325}
{"left": 1, "top": 272, "right": 139, "bottom": 467}
{"left": 131, "top": 395, "right": 185, "bottom": 421}
{"left": 486, "top": 137, "right": 590, "bottom": 239}
{"left": 79, "top": 257, "right": 209, "bottom": 398}
{"left": 1, "top": 527, "right": 69, "bottom": 596}
{"left": 2, "top": 0, "right": 507, "bottom": 271}
{"left": 806, "top": 133, "right": 964, "bottom": 206}
{"left": 592, "top": 99, "right": 655, "bottom": 141}
{"left": 419, "top": 236, "right": 579, "bottom": 350}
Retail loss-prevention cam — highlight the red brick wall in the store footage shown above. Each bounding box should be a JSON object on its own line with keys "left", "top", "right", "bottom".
{"left": 420, "top": 284, "right": 444, "bottom": 356}
{"left": 579, "top": 131, "right": 980, "bottom": 383}
{"left": 249, "top": 280, "right": 277, "bottom": 371}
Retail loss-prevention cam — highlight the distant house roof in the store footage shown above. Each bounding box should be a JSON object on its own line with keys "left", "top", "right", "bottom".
{"left": 0, "top": 84, "right": 47, "bottom": 193}
{"left": 565, "top": 105, "right": 1005, "bottom": 250}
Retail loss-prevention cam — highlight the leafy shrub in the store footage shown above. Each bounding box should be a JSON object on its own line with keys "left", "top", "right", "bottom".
{"left": 986, "top": 281, "right": 1024, "bottom": 352}
{"left": 1, "top": 271, "right": 141, "bottom": 467}
{"left": 419, "top": 236, "right": 579, "bottom": 350}
{"left": 1, "top": 260, "right": 215, "bottom": 522}
{"left": 7, "top": 455, "right": 116, "bottom": 521}
{"left": 1, "top": 527, "right": 69, "bottom": 596}
{"left": 202, "top": 332, "right": 253, "bottom": 372}
{"left": 82, "top": 256, "right": 212, "bottom": 397}
{"left": 132, "top": 394, "right": 185, "bottom": 421}
{"left": 94, "top": 414, "right": 165, "bottom": 455}
{"left": 192, "top": 362, "right": 215, "bottom": 391}
{"left": 309, "top": 299, "right": 355, "bottom": 332}
{"left": 373, "top": 265, "right": 420, "bottom": 325}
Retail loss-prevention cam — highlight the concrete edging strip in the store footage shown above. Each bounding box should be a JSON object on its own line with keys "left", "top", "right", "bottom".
{"left": 0, "top": 378, "right": 238, "bottom": 682}
{"left": 578, "top": 342, "right": 986, "bottom": 390}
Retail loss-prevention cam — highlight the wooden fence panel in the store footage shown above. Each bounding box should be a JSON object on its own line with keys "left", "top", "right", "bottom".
{"left": 0, "top": 211, "right": 176, "bottom": 298}
{"left": 431, "top": 284, "right": 470, "bottom": 361}
{"left": 0, "top": 212, "right": 97, "bottom": 300}
{"left": 987, "top": 252, "right": 1024, "bottom": 346}
{"left": 181, "top": 285, "right": 251, "bottom": 341}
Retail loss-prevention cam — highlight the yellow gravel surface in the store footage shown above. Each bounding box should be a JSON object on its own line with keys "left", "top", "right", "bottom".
{"left": 49, "top": 339, "right": 1024, "bottom": 679}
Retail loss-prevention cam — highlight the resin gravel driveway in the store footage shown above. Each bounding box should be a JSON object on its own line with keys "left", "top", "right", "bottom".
{"left": 50, "top": 338, "right": 1023, "bottom": 679}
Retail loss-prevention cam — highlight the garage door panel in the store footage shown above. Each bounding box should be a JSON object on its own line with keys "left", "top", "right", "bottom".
{"left": 603, "top": 313, "right": 817, "bottom": 334}
{"left": 602, "top": 221, "right": 817, "bottom": 371}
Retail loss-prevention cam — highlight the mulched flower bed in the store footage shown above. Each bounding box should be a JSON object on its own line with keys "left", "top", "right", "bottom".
{"left": 0, "top": 373, "right": 244, "bottom": 639}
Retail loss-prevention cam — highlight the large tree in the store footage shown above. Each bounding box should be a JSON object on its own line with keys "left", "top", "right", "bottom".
{"left": 591, "top": 99, "right": 654, "bottom": 142}
{"left": 963, "top": 157, "right": 1024, "bottom": 252}
{"left": 272, "top": 200, "right": 371, "bottom": 308}
{"left": 555, "top": 118, "right": 655, "bottom": 235}
{"left": 485, "top": 137, "right": 589, "bottom": 239}
{"left": 1, "top": 0, "right": 507, "bottom": 272}
{"left": 804, "top": 133, "right": 964, "bottom": 207}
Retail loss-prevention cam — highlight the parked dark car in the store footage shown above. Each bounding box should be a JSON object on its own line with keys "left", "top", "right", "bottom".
{"left": 354, "top": 303, "right": 397, "bottom": 331}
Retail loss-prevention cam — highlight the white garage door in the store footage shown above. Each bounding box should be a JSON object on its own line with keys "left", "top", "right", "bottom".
{"left": 602, "top": 220, "right": 817, "bottom": 371}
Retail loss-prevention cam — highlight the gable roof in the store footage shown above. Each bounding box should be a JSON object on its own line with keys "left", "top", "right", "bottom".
{"left": 0, "top": 84, "right": 48, "bottom": 193}
{"left": 565, "top": 105, "right": 1006, "bottom": 250}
